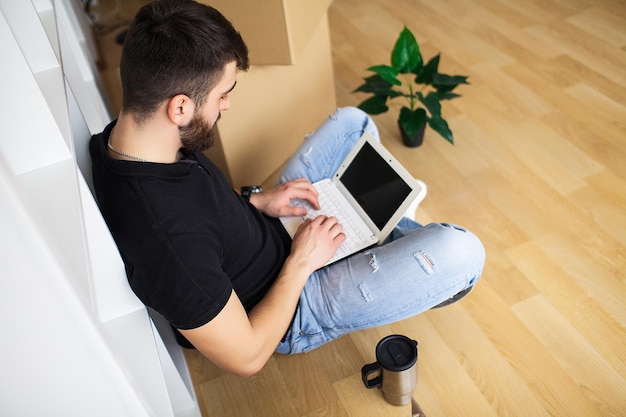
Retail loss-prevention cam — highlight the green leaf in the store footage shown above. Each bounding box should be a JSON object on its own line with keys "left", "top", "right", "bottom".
{"left": 391, "top": 27, "right": 422, "bottom": 73}
{"left": 438, "top": 92, "right": 461, "bottom": 101}
{"left": 367, "top": 65, "right": 401, "bottom": 86}
{"left": 399, "top": 107, "right": 427, "bottom": 140}
{"left": 428, "top": 116, "right": 454, "bottom": 144}
{"left": 357, "top": 95, "right": 389, "bottom": 115}
{"left": 415, "top": 54, "right": 440, "bottom": 85}
{"left": 433, "top": 73, "right": 469, "bottom": 86}
{"left": 417, "top": 91, "right": 442, "bottom": 118}
{"left": 353, "top": 74, "right": 393, "bottom": 94}
{"left": 433, "top": 73, "right": 469, "bottom": 93}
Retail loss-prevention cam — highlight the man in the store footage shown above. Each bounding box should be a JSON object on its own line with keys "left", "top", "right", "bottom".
{"left": 90, "top": 0, "right": 485, "bottom": 377}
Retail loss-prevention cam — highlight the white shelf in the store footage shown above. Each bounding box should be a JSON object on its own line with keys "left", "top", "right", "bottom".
{"left": 0, "top": 9, "right": 70, "bottom": 176}
{"left": 0, "top": 1, "right": 201, "bottom": 415}
{"left": 0, "top": 0, "right": 59, "bottom": 74}
{"left": 15, "top": 158, "right": 93, "bottom": 307}
{"left": 0, "top": 165, "right": 152, "bottom": 417}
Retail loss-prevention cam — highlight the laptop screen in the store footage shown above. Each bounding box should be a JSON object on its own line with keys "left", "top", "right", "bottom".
{"left": 340, "top": 142, "right": 412, "bottom": 230}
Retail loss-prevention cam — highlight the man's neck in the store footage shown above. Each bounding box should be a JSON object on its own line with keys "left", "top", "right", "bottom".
{"left": 108, "top": 113, "right": 183, "bottom": 163}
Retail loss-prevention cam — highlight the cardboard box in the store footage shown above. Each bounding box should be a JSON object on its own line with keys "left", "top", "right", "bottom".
{"left": 200, "top": 0, "right": 333, "bottom": 65}
{"left": 205, "top": 15, "right": 337, "bottom": 188}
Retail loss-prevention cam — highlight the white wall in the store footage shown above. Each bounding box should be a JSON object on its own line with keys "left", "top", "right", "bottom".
{"left": 0, "top": 1, "right": 200, "bottom": 415}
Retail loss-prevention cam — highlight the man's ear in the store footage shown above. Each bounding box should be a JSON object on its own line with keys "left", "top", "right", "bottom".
{"left": 167, "top": 94, "right": 194, "bottom": 126}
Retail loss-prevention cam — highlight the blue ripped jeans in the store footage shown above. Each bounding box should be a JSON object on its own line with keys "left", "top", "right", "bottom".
{"left": 275, "top": 107, "right": 485, "bottom": 354}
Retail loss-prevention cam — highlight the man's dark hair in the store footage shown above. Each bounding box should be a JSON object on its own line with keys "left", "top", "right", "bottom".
{"left": 119, "top": 0, "right": 249, "bottom": 123}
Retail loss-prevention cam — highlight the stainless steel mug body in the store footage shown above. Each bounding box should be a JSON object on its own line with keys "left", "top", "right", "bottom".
{"left": 379, "top": 362, "right": 418, "bottom": 405}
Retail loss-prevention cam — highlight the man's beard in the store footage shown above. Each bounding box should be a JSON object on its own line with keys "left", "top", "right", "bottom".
{"left": 179, "top": 113, "right": 219, "bottom": 153}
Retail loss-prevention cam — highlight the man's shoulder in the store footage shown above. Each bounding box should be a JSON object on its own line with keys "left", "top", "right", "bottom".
{"left": 89, "top": 120, "right": 116, "bottom": 160}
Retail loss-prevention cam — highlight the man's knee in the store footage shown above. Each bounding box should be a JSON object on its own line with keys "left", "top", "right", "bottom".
{"left": 331, "top": 107, "right": 379, "bottom": 141}
{"left": 437, "top": 223, "right": 486, "bottom": 280}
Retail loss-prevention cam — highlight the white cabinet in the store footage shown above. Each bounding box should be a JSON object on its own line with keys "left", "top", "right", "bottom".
{"left": 0, "top": 1, "right": 200, "bottom": 416}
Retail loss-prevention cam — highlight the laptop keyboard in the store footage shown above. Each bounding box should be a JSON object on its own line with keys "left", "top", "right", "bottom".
{"left": 290, "top": 180, "right": 375, "bottom": 263}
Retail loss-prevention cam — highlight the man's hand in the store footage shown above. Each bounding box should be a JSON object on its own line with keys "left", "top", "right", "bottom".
{"left": 248, "top": 178, "right": 319, "bottom": 218}
{"left": 249, "top": 178, "right": 345, "bottom": 269}
{"left": 290, "top": 215, "right": 346, "bottom": 271}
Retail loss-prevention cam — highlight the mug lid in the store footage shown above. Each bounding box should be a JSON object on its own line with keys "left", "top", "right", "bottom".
{"left": 375, "top": 334, "right": 418, "bottom": 371}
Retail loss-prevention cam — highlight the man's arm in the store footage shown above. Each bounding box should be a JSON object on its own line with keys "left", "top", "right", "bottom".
{"left": 179, "top": 215, "right": 345, "bottom": 377}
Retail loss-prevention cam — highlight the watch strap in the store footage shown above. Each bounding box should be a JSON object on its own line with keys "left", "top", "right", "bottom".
{"left": 241, "top": 185, "right": 263, "bottom": 201}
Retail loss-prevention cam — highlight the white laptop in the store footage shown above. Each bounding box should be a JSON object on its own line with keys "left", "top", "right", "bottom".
{"left": 280, "top": 131, "right": 423, "bottom": 265}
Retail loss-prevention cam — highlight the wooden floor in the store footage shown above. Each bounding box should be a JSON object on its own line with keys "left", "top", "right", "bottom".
{"left": 93, "top": 0, "right": 626, "bottom": 415}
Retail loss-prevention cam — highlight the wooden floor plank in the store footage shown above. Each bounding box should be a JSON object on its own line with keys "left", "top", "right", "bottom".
{"left": 507, "top": 241, "right": 626, "bottom": 379}
{"left": 535, "top": 229, "right": 626, "bottom": 327}
{"left": 513, "top": 294, "right": 626, "bottom": 417}
{"left": 464, "top": 282, "right": 607, "bottom": 417}
{"left": 566, "top": 6, "right": 626, "bottom": 48}
{"left": 525, "top": 21, "right": 626, "bottom": 85}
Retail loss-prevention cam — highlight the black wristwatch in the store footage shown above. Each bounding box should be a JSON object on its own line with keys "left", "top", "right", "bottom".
{"left": 240, "top": 185, "right": 263, "bottom": 201}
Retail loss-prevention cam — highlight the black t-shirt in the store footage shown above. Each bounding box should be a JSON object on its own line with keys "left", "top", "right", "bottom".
{"left": 89, "top": 121, "right": 291, "bottom": 329}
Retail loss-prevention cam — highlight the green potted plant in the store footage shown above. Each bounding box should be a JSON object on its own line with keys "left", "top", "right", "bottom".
{"left": 354, "top": 26, "right": 469, "bottom": 147}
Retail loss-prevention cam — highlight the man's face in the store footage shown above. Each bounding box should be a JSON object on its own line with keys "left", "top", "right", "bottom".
{"left": 179, "top": 61, "right": 238, "bottom": 153}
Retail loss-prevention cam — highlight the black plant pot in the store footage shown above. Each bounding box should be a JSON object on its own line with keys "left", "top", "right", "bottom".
{"left": 398, "top": 120, "right": 426, "bottom": 148}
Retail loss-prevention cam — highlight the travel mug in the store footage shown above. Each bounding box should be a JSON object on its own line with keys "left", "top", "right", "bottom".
{"left": 361, "top": 334, "right": 418, "bottom": 406}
